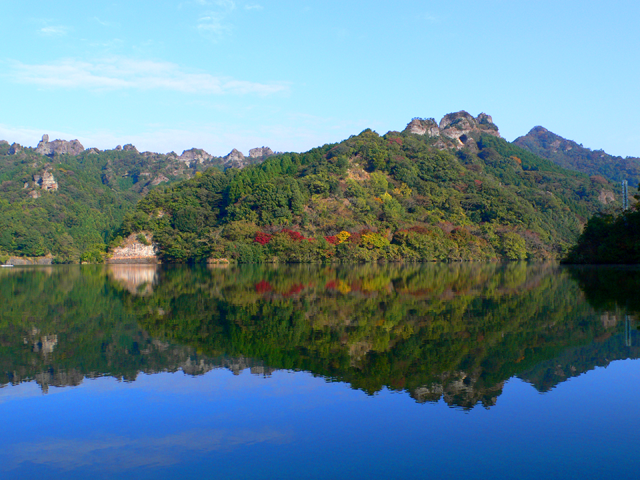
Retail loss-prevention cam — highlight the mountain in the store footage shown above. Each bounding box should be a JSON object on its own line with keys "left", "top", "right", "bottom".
{"left": 0, "top": 136, "right": 275, "bottom": 263}
{"left": 113, "top": 111, "right": 618, "bottom": 263}
{"left": 513, "top": 126, "right": 640, "bottom": 187}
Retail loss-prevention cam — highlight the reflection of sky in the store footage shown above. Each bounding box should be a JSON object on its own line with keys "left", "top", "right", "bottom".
{"left": 1, "top": 363, "right": 639, "bottom": 479}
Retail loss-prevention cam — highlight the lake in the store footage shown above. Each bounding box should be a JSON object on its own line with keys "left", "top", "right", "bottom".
{"left": 0, "top": 263, "right": 638, "bottom": 479}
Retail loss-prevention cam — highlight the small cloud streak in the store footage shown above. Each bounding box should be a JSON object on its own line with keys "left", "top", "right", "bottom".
{"left": 39, "top": 26, "right": 68, "bottom": 36}
{"left": 197, "top": 13, "right": 233, "bottom": 36}
{"left": 9, "top": 57, "right": 288, "bottom": 96}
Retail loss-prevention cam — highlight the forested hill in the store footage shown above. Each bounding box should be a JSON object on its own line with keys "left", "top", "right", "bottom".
{"left": 0, "top": 135, "right": 277, "bottom": 263}
{"left": 116, "top": 111, "right": 619, "bottom": 263}
{"left": 514, "top": 126, "right": 640, "bottom": 186}
{"left": 0, "top": 140, "right": 204, "bottom": 263}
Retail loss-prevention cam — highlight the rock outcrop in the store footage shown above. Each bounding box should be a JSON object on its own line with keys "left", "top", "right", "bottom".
{"left": 180, "top": 148, "right": 214, "bottom": 164}
{"left": 0, "top": 140, "right": 8, "bottom": 146}
{"left": 249, "top": 146, "right": 274, "bottom": 158}
{"left": 6, "top": 256, "right": 53, "bottom": 266}
{"left": 598, "top": 189, "right": 615, "bottom": 205}
{"left": 404, "top": 111, "right": 501, "bottom": 149}
{"left": 123, "top": 144, "right": 138, "bottom": 152}
{"left": 150, "top": 174, "right": 169, "bottom": 186}
{"left": 35, "top": 134, "right": 84, "bottom": 156}
{"left": 33, "top": 168, "right": 58, "bottom": 192}
{"left": 8, "top": 143, "right": 22, "bottom": 155}
{"left": 405, "top": 118, "right": 440, "bottom": 137}
{"left": 224, "top": 148, "right": 247, "bottom": 168}
{"left": 108, "top": 233, "right": 159, "bottom": 264}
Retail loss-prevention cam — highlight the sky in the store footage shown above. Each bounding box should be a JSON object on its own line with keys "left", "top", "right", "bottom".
{"left": 1, "top": 0, "right": 639, "bottom": 157}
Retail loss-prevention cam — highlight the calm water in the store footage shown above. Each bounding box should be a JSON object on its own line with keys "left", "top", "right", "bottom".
{"left": 0, "top": 263, "right": 638, "bottom": 479}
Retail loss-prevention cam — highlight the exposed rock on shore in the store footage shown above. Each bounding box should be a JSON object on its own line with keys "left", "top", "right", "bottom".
{"left": 107, "top": 233, "right": 159, "bottom": 264}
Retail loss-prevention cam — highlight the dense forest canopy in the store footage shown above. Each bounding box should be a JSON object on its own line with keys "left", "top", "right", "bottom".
{"left": 118, "top": 127, "right": 616, "bottom": 263}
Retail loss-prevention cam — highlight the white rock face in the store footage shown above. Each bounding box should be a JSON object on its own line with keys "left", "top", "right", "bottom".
{"left": 249, "top": 146, "right": 274, "bottom": 158}
{"left": 34, "top": 169, "right": 59, "bottom": 191}
{"left": 108, "top": 233, "right": 159, "bottom": 264}
{"left": 405, "top": 118, "right": 440, "bottom": 136}
{"left": 180, "top": 148, "right": 214, "bottom": 164}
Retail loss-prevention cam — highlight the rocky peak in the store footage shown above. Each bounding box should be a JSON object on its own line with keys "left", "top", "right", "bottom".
{"left": 0, "top": 140, "right": 8, "bottom": 146}
{"left": 249, "top": 146, "right": 274, "bottom": 158}
{"left": 224, "top": 148, "right": 247, "bottom": 168}
{"left": 180, "top": 148, "right": 214, "bottom": 164}
{"left": 404, "top": 111, "right": 501, "bottom": 148}
{"left": 36, "top": 134, "right": 84, "bottom": 156}
{"left": 123, "top": 144, "right": 138, "bottom": 152}
{"left": 405, "top": 118, "right": 440, "bottom": 137}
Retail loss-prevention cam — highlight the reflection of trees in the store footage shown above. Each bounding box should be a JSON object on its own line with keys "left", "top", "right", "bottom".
{"left": 1, "top": 264, "right": 637, "bottom": 409}
{"left": 567, "top": 266, "right": 640, "bottom": 313}
{"left": 129, "top": 263, "right": 633, "bottom": 409}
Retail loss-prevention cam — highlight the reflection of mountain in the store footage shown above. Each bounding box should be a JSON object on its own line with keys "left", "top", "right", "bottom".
{"left": 0, "top": 264, "right": 637, "bottom": 409}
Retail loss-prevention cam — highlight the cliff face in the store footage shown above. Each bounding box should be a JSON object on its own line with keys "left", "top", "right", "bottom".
{"left": 404, "top": 111, "right": 501, "bottom": 149}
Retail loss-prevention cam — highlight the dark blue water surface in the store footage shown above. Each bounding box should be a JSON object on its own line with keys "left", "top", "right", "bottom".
{"left": 0, "top": 263, "right": 638, "bottom": 479}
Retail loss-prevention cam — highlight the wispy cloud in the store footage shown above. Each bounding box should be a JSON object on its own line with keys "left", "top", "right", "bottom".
{"left": 9, "top": 57, "right": 288, "bottom": 95}
{"left": 197, "top": 13, "right": 233, "bottom": 37}
{"left": 39, "top": 26, "right": 68, "bottom": 36}
{"left": 195, "top": 0, "right": 237, "bottom": 40}
{"left": 93, "top": 17, "right": 119, "bottom": 28}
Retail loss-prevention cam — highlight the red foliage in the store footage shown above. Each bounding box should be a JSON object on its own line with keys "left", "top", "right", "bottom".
{"left": 281, "top": 228, "right": 305, "bottom": 242}
{"left": 254, "top": 232, "right": 272, "bottom": 245}
{"left": 387, "top": 137, "right": 403, "bottom": 146}
{"left": 474, "top": 179, "right": 483, "bottom": 187}
{"left": 255, "top": 280, "right": 272, "bottom": 293}
{"left": 324, "top": 235, "right": 339, "bottom": 245}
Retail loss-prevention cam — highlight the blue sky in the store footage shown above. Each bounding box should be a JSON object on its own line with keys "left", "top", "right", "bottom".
{"left": 1, "top": 0, "right": 639, "bottom": 157}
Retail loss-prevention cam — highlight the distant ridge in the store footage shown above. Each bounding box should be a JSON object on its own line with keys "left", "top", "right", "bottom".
{"left": 513, "top": 126, "right": 640, "bottom": 186}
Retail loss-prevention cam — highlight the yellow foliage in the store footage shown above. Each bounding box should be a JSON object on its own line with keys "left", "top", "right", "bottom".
{"left": 337, "top": 231, "right": 351, "bottom": 244}
{"left": 393, "top": 183, "right": 412, "bottom": 197}
{"left": 380, "top": 192, "right": 392, "bottom": 203}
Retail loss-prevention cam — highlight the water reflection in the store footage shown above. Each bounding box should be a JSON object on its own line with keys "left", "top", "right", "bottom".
{"left": 0, "top": 263, "right": 637, "bottom": 409}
